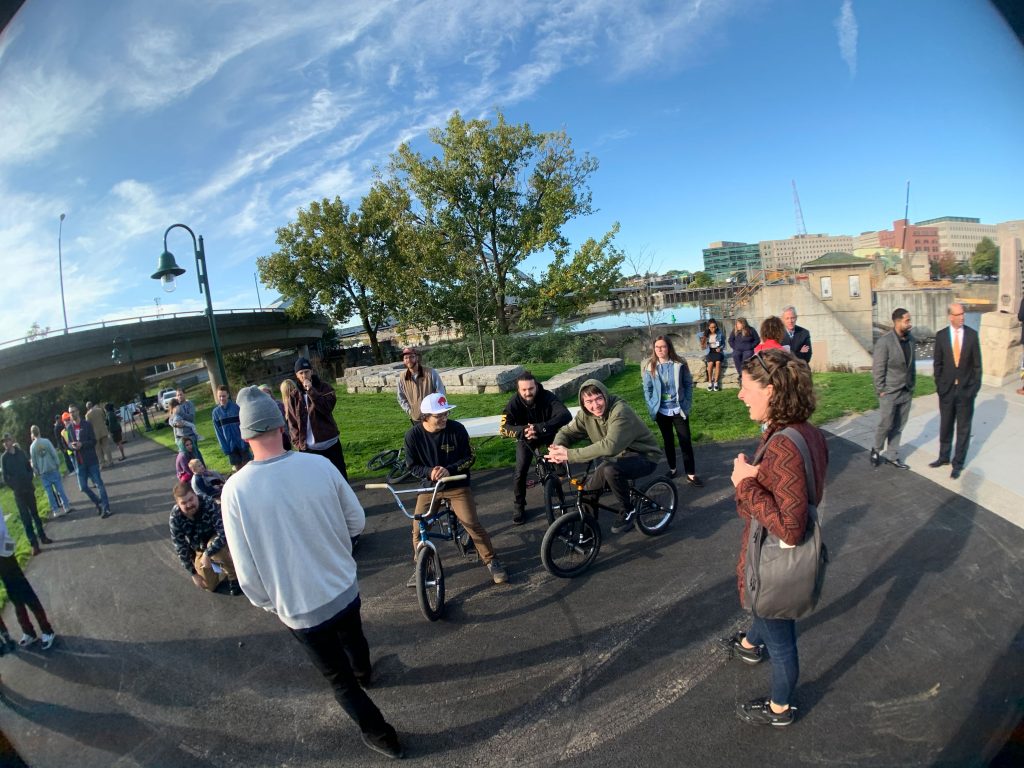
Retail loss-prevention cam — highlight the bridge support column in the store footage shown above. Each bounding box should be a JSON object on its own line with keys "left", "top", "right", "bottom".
{"left": 203, "top": 355, "right": 226, "bottom": 397}
{"left": 297, "top": 344, "right": 310, "bottom": 360}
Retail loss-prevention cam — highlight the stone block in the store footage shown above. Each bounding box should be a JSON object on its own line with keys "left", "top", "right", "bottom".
{"left": 462, "top": 365, "right": 524, "bottom": 386}
{"left": 446, "top": 385, "right": 485, "bottom": 395}
{"left": 438, "top": 368, "right": 475, "bottom": 387}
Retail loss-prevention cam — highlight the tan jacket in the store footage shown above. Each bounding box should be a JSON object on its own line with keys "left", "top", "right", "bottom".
{"left": 86, "top": 405, "right": 110, "bottom": 440}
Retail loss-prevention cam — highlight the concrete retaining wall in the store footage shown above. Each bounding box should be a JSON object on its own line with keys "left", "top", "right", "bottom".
{"left": 544, "top": 358, "right": 625, "bottom": 400}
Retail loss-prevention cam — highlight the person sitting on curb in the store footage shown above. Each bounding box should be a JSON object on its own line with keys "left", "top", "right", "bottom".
{"left": 169, "top": 482, "right": 241, "bottom": 596}
{"left": 547, "top": 380, "right": 663, "bottom": 534}
{"left": 190, "top": 459, "right": 226, "bottom": 502}
{"left": 404, "top": 393, "right": 508, "bottom": 585}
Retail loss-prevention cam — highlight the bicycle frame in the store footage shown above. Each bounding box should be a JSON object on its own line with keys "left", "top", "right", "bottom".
{"left": 365, "top": 474, "right": 468, "bottom": 551}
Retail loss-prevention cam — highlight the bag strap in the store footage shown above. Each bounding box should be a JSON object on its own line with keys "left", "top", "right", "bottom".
{"left": 778, "top": 426, "right": 817, "bottom": 509}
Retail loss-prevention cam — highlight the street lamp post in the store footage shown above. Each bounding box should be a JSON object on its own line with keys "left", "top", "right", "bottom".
{"left": 111, "top": 336, "right": 152, "bottom": 431}
{"left": 152, "top": 224, "right": 229, "bottom": 392}
{"left": 58, "top": 213, "right": 69, "bottom": 334}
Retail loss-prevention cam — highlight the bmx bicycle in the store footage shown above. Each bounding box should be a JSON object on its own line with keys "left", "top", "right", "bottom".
{"left": 524, "top": 444, "right": 576, "bottom": 525}
{"left": 540, "top": 463, "right": 677, "bottom": 579}
{"left": 366, "top": 446, "right": 415, "bottom": 484}
{"left": 365, "top": 474, "right": 475, "bottom": 621}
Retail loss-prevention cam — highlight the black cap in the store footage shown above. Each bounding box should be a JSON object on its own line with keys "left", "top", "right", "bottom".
{"left": 294, "top": 357, "right": 313, "bottom": 373}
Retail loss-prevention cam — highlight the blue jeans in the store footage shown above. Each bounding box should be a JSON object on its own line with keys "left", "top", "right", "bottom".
{"left": 40, "top": 470, "right": 72, "bottom": 514}
{"left": 75, "top": 462, "right": 110, "bottom": 511}
{"left": 747, "top": 616, "right": 799, "bottom": 706}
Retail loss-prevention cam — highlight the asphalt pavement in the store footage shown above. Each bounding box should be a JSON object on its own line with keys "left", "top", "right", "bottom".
{"left": 0, "top": 396, "right": 1022, "bottom": 768}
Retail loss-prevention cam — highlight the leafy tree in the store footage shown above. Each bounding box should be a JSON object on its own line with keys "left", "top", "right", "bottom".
{"left": 690, "top": 271, "right": 714, "bottom": 288}
{"left": 932, "top": 251, "right": 958, "bottom": 279}
{"left": 258, "top": 190, "right": 414, "bottom": 363}
{"left": 971, "top": 237, "right": 999, "bottom": 276}
{"left": 390, "top": 110, "right": 604, "bottom": 335}
{"left": 518, "top": 224, "right": 624, "bottom": 324}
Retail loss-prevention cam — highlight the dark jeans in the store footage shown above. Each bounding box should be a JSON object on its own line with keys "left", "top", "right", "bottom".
{"left": 512, "top": 439, "right": 540, "bottom": 508}
{"left": 289, "top": 596, "right": 394, "bottom": 740}
{"left": 225, "top": 446, "right": 251, "bottom": 468}
{"left": 582, "top": 455, "right": 657, "bottom": 518}
{"left": 747, "top": 615, "right": 799, "bottom": 707}
{"left": 11, "top": 485, "right": 46, "bottom": 548}
{"left": 938, "top": 390, "right": 975, "bottom": 469}
{"left": 307, "top": 440, "right": 348, "bottom": 480}
{"left": 0, "top": 556, "right": 53, "bottom": 638}
{"left": 654, "top": 412, "right": 696, "bottom": 475}
{"left": 75, "top": 461, "right": 110, "bottom": 511}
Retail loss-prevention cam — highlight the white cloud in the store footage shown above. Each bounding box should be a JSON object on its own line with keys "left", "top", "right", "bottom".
{"left": 835, "top": 0, "right": 858, "bottom": 77}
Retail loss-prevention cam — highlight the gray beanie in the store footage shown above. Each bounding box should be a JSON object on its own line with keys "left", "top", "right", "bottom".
{"left": 237, "top": 385, "right": 284, "bottom": 439}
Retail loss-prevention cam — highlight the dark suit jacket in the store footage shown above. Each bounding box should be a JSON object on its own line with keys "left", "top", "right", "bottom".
{"left": 933, "top": 325, "right": 982, "bottom": 400}
{"left": 787, "top": 325, "right": 812, "bottom": 364}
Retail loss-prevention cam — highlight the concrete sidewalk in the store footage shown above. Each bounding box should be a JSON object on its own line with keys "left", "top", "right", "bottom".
{"left": 822, "top": 374, "right": 1024, "bottom": 531}
{"left": 0, "top": 415, "right": 1021, "bottom": 766}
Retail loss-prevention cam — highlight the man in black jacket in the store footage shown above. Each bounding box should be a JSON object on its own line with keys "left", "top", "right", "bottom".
{"left": 929, "top": 303, "right": 982, "bottom": 479}
{"left": 1, "top": 435, "right": 51, "bottom": 555}
{"left": 782, "top": 306, "right": 812, "bottom": 365}
{"left": 498, "top": 372, "right": 571, "bottom": 524}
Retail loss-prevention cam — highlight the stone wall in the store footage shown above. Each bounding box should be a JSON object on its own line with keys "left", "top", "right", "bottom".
{"left": 341, "top": 363, "right": 524, "bottom": 394}
{"left": 543, "top": 358, "right": 625, "bottom": 399}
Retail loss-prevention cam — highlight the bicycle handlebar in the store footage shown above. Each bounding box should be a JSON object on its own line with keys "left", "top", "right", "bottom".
{"left": 364, "top": 474, "right": 468, "bottom": 520}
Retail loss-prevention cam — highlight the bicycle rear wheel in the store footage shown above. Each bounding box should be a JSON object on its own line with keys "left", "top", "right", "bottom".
{"left": 635, "top": 478, "right": 677, "bottom": 536}
{"left": 541, "top": 510, "right": 601, "bottom": 578}
{"left": 543, "top": 476, "right": 566, "bottom": 526}
{"left": 415, "top": 545, "right": 445, "bottom": 621}
{"left": 367, "top": 448, "right": 399, "bottom": 473}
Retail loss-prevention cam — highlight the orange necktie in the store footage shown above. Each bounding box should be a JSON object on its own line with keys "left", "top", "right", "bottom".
{"left": 953, "top": 329, "right": 961, "bottom": 368}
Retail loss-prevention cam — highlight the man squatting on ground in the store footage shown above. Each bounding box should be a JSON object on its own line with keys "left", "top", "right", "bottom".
{"left": 547, "top": 379, "right": 663, "bottom": 534}
{"left": 498, "top": 371, "right": 571, "bottom": 525}
{"left": 403, "top": 392, "right": 508, "bottom": 585}
{"left": 169, "top": 482, "right": 240, "bottom": 596}
{"left": 870, "top": 308, "right": 916, "bottom": 470}
{"left": 220, "top": 387, "right": 404, "bottom": 760}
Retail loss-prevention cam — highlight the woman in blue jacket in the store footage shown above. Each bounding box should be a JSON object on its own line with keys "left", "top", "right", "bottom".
{"left": 700, "top": 318, "right": 727, "bottom": 391}
{"left": 729, "top": 317, "right": 761, "bottom": 386}
{"left": 642, "top": 336, "right": 703, "bottom": 486}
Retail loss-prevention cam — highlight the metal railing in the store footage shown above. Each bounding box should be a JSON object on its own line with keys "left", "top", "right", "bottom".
{"left": 0, "top": 307, "right": 285, "bottom": 351}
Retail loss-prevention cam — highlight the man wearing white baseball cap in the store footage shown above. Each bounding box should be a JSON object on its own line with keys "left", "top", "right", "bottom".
{"left": 403, "top": 393, "right": 507, "bottom": 585}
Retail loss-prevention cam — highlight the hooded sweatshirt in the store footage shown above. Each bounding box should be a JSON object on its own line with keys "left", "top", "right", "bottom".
{"left": 553, "top": 379, "right": 662, "bottom": 463}
{"left": 498, "top": 381, "right": 571, "bottom": 445}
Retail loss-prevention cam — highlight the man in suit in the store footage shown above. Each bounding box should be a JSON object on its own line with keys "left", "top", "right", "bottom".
{"left": 871, "top": 308, "right": 916, "bottom": 469}
{"left": 929, "top": 303, "right": 982, "bottom": 479}
{"left": 781, "top": 306, "right": 812, "bottom": 365}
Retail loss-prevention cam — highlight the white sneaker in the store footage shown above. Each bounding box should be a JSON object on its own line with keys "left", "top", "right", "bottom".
{"left": 18, "top": 634, "right": 37, "bottom": 648}
{"left": 41, "top": 633, "right": 55, "bottom": 650}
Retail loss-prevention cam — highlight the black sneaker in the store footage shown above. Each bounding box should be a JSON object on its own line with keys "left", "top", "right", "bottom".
{"left": 512, "top": 505, "right": 525, "bottom": 525}
{"left": 719, "top": 632, "right": 764, "bottom": 664}
{"left": 869, "top": 448, "right": 881, "bottom": 467}
{"left": 610, "top": 510, "right": 635, "bottom": 534}
{"left": 227, "top": 581, "right": 243, "bottom": 597}
{"left": 890, "top": 458, "right": 910, "bottom": 470}
{"left": 361, "top": 729, "right": 404, "bottom": 759}
{"left": 736, "top": 697, "right": 795, "bottom": 727}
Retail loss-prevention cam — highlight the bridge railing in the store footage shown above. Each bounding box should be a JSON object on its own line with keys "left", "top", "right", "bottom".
{"left": 1, "top": 308, "right": 286, "bottom": 351}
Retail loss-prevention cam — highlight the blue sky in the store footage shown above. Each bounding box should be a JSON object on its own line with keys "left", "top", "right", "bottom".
{"left": 1, "top": 0, "right": 1022, "bottom": 336}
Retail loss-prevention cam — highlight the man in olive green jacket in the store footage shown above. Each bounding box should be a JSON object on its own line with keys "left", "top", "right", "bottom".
{"left": 547, "top": 379, "right": 663, "bottom": 534}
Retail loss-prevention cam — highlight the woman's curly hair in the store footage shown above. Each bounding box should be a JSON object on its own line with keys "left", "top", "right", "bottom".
{"left": 742, "top": 347, "right": 816, "bottom": 425}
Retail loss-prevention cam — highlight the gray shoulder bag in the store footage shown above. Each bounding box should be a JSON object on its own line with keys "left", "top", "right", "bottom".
{"left": 744, "top": 427, "right": 828, "bottom": 620}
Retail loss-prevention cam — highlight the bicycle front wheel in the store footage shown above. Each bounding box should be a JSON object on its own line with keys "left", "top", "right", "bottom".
{"left": 541, "top": 510, "right": 601, "bottom": 578}
{"left": 635, "top": 478, "right": 677, "bottom": 536}
{"left": 543, "top": 476, "right": 566, "bottom": 526}
{"left": 367, "top": 448, "right": 399, "bottom": 473}
{"left": 415, "top": 546, "right": 446, "bottom": 621}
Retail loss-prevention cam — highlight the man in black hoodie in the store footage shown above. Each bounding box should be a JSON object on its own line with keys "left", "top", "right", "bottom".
{"left": 498, "top": 372, "right": 571, "bottom": 524}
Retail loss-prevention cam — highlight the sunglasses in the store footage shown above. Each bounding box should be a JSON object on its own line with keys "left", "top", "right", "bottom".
{"left": 752, "top": 352, "right": 771, "bottom": 376}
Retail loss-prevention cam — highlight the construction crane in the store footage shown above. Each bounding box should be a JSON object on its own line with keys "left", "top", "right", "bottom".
{"left": 792, "top": 180, "right": 807, "bottom": 236}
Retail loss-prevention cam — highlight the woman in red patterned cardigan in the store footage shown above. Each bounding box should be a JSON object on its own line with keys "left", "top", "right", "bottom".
{"left": 721, "top": 347, "right": 828, "bottom": 727}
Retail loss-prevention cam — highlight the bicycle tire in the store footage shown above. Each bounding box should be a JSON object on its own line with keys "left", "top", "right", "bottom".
{"left": 635, "top": 478, "right": 677, "bottom": 536}
{"left": 367, "top": 448, "right": 399, "bottom": 473}
{"left": 386, "top": 463, "right": 415, "bottom": 484}
{"left": 541, "top": 510, "right": 601, "bottom": 579}
{"left": 415, "top": 545, "right": 445, "bottom": 621}
{"left": 543, "top": 476, "right": 566, "bottom": 526}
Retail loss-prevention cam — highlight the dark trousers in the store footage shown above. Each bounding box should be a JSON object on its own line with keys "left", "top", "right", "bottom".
{"left": 0, "top": 556, "right": 53, "bottom": 638}
{"left": 654, "top": 412, "right": 696, "bottom": 475}
{"left": 12, "top": 485, "right": 46, "bottom": 548}
{"left": 938, "top": 390, "right": 975, "bottom": 470}
{"left": 512, "top": 440, "right": 538, "bottom": 508}
{"left": 747, "top": 615, "right": 799, "bottom": 706}
{"left": 307, "top": 441, "right": 348, "bottom": 480}
{"left": 583, "top": 455, "right": 657, "bottom": 518}
{"left": 289, "top": 596, "right": 393, "bottom": 739}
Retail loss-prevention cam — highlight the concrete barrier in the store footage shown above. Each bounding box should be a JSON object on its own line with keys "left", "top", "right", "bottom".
{"left": 544, "top": 358, "right": 625, "bottom": 400}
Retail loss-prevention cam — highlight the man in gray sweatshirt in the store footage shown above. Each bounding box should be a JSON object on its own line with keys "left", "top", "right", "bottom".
{"left": 221, "top": 387, "right": 402, "bottom": 760}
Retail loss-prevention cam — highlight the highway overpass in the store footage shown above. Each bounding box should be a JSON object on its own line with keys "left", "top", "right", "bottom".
{"left": 0, "top": 309, "right": 331, "bottom": 402}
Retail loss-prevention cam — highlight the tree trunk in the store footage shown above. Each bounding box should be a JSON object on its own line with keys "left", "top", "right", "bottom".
{"left": 359, "top": 312, "right": 383, "bottom": 363}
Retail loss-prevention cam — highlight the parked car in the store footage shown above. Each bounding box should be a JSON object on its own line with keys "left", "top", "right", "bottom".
{"left": 157, "top": 389, "right": 179, "bottom": 411}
